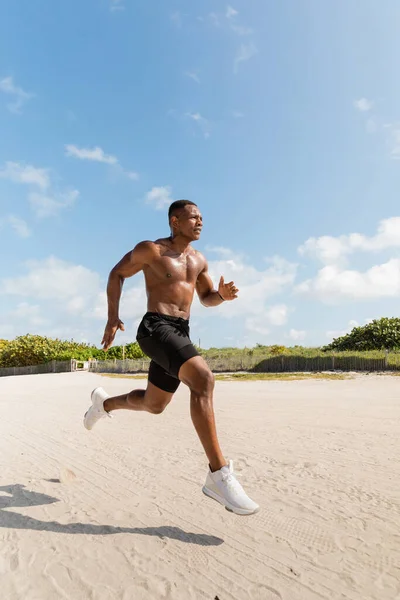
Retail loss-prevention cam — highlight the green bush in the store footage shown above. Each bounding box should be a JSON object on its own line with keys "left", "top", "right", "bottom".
{"left": 323, "top": 317, "right": 400, "bottom": 351}
{"left": 0, "top": 334, "right": 145, "bottom": 368}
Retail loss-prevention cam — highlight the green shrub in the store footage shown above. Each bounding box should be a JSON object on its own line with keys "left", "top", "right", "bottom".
{"left": 323, "top": 318, "right": 400, "bottom": 351}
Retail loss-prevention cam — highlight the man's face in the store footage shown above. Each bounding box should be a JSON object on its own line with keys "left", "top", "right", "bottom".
{"left": 173, "top": 205, "right": 203, "bottom": 240}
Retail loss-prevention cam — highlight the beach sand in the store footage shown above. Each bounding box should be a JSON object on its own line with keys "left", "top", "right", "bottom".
{"left": 0, "top": 372, "right": 399, "bottom": 599}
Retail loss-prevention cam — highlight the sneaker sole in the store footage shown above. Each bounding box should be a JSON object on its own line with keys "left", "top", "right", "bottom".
{"left": 83, "top": 388, "right": 103, "bottom": 431}
{"left": 83, "top": 409, "right": 93, "bottom": 430}
{"left": 202, "top": 486, "right": 259, "bottom": 516}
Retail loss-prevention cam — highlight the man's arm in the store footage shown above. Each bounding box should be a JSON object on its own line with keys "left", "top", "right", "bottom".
{"left": 101, "top": 241, "right": 153, "bottom": 349}
{"left": 196, "top": 259, "right": 239, "bottom": 307}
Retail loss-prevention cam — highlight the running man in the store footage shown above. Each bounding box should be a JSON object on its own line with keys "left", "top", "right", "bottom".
{"left": 84, "top": 200, "right": 259, "bottom": 515}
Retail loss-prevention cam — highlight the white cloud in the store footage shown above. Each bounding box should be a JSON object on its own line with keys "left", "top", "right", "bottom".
{"left": 288, "top": 329, "right": 306, "bottom": 342}
{"left": 67, "top": 296, "right": 86, "bottom": 314}
{"left": 245, "top": 304, "right": 288, "bottom": 336}
{"left": 29, "top": 189, "right": 79, "bottom": 218}
{"left": 234, "top": 42, "right": 257, "bottom": 72}
{"left": 245, "top": 304, "right": 289, "bottom": 334}
{"left": 145, "top": 186, "right": 173, "bottom": 210}
{"left": 225, "top": 7, "right": 253, "bottom": 35}
{"left": 207, "top": 12, "right": 220, "bottom": 27}
{"left": 186, "top": 112, "right": 211, "bottom": 139}
{"left": 170, "top": 11, "right": 182, "bottom": 27}
{"left": 366, "top": 118, "right": 378, "bottom": 134}
{"left": 231, "top": 24, "right": 253, "bottom": 36}
{"left": 0, "top": 161, "right": 50, "bottom": 190}
{"left": 0, "top": 76, "right": 34, "bottom": 114}
{"left": 203, "top": 7, "right": 252, "bottom": 35}
{"left": 231, "top": 110, "right": 244, "bottom": 119}
{"left": 226, "top": 6, "right": 238, "bottom": 19}
{"left": 0, "top": 160, "right": 79, "bottom": 221}
{"left": 7, "top": 215, "right": 31, "bottom": 238}
{"left": 0, "top": 248, "right": 296, "bottom": 346}
{"left": 65, "top": 144, "right": 138, "bottom": 180}
{"left": 110, "top": 0, "right": 124, "bottom": 11}
{"left": 93, "top": 284, "right": 146, "bottom": 322}
{"left": 185, "top": 71, "right": 200, "bottom": 84}
{"left": 2, "top": 256, "right": 100, "bottom": 300}
{"left": 245, "top": 316, "right": 270, "bottom": 337}
{"left": 326, "top": 320, "right": 359, "bottom": 340}
{"left": 298, "top": 217, "right": 400, "bottom": 265}
{"left": 354, "top": 98, "right": 373, "bottom": 112}
{"left": 65, "top": 145, "right": 118, "bottom": 165}
{"left": 0, "top": 215, "right": 32, "bottom": 238}
{"left": 296, "top": 259, "right": 400, "bottom": 303}
{"left": 193, "top": 252, "right": 297, "bottom": 325}
{"left": 386, "top": 125, "right": 400, "bottom": 160}
{"left": 206, "top": 246, "right": 236, "bottom": 258}
{"left": 10, "top": 302, "right": 47, "bottom": 326}
{"left": 265, "top": 304, "right": 289, "bottom": 326}
{"left": 0, "top": 256, "right": 150, "bottom": 343}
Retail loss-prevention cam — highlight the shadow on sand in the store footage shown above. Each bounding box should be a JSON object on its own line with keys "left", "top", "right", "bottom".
{"left": 0, "top": 484, "right": 224, "bottom": 547}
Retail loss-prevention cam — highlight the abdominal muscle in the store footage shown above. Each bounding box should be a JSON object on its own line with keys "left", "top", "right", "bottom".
{"left": 145, "top": 280, "right": 196, "bottom": 319}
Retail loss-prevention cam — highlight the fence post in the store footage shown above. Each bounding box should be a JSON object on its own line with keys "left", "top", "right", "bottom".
{"left": 385, "top": 349, "right": 389, "bottom": 370}
{"left": 332, "top": 353, "right": 335, "bottom": 371}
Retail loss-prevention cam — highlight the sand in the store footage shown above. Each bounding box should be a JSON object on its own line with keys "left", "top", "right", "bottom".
{"left": 0, "top": 372, "right": 399, "bottom": 600}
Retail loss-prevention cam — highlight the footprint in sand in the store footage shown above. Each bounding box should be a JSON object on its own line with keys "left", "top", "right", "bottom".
{"left": 59, "top": 468, "right": 77, "bottom": 484}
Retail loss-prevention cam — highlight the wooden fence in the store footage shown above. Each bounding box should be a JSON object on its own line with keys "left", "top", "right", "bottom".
{"left": 1, "top": 353, "right": 400, "bottom": 378}
{"left": 0, "top": 360, "right": 73, "bottom": 378}
{"left": 89, "top": 353, "right": 400, "bottom": 375}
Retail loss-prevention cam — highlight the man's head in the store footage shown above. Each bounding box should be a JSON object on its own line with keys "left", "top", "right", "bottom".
{"left": 168, "top": 200, "right": 203, "bottom": 241}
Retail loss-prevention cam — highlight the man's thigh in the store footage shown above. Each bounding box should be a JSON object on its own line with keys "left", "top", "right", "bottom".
{"left": 178, "top": 355, "right": 214, "bottom": 392}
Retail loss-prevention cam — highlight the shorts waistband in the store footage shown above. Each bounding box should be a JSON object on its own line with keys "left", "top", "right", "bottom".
{"left": 144, "top": 312, "right": 190, "bottom": 324}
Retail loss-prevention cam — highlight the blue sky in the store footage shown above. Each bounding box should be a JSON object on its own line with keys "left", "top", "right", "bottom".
{"left": 1, "top": 0, "right": 400, "bottom": 348}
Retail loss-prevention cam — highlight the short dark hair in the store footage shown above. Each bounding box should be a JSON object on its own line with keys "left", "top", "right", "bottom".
{"left": 168, "top": 199, "right": 197, "bottom": 221}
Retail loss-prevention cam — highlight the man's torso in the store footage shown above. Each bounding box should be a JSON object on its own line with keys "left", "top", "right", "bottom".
{"left": 142, "top": 238, "right": 205, "bottom": 318}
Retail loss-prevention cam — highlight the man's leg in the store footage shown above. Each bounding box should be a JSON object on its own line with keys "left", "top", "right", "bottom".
{"left": 178, "top": 355, "right": 226, "bottom": 473}
{"left": 179, "top": 355, "right": 259, "bottom": 515}
{"left": 84, "top": 361, "right": 178, "bottom": 430}
{"left": 104, "top": 381, "right": 174, "bottom": 415}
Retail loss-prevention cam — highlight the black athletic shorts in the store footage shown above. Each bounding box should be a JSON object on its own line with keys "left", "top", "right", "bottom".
{"left": 136, "top": 312, "right": 199, "bottom": 393}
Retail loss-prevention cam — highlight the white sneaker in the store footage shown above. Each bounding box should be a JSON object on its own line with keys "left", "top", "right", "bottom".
{"left": 83, "top": 387, "right": 112, "bottom": 430}
{"left": 202, "top": 460, "right": 259, "bottom": 516}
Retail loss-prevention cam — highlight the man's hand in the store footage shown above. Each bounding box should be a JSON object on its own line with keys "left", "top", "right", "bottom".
{"left": 101, "top": 318, "right": 125, "bottom": 351}
{"left": 218, "top": 276, "right": 239, "bottom": 301}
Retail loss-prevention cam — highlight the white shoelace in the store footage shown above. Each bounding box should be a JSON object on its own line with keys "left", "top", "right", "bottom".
{"left": 221, "top": 467, "right": 244, "bottom": 494}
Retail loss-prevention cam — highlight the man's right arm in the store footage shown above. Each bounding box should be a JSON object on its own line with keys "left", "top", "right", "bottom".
{"left": 101, "top": 241, "right": 154, "bottom": 350}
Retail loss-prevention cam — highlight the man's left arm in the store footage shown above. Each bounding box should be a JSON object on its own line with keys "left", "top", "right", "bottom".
{"left": 196, "top": 260, "right": 239, "bottom": 307}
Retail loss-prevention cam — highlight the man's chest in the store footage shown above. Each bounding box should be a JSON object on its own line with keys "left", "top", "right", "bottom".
{"left": 150, "top": 254, "right": 203, "bottom": 282}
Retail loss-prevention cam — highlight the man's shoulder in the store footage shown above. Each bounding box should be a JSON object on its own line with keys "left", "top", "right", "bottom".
{"left": 191, "top": 248, "right": 207, "bottom": 266}
{"left": 153, "top": 236, "right": 171, "bottom": 247}
{"left": 134, "top": 238, "right": 172, "bottom": 255}
{"left": 135, "top": 238, "right": 169, "bottom": 248}
{"left": 132, "top": 240, "right": 160, "bottom": 258}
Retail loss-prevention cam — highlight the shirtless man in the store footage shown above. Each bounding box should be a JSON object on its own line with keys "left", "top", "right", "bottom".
{"left": 83, "top": 200, "right": 259, "bottom": 515}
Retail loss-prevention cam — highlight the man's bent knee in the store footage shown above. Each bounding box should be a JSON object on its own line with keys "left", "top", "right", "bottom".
{"left": 143, "top": 384, "right": 174, "bottom": 415}
{"left": 190, "top": 369, "right": 215, "bottom": 397}
{"left": 147, "top": 403, "right": 167, "bottom": 415}
{"left": 194, "top": 371, "right": 215, "bottom": 396}
{"left": 178, "top": 356, "right": 215, "bottom": 396}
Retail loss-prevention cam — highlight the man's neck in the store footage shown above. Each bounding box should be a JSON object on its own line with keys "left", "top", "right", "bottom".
{"left": 169, "top": 234, "right": 192, "bottom": 254}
